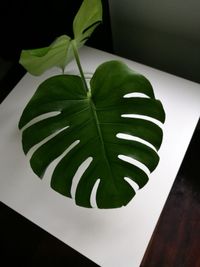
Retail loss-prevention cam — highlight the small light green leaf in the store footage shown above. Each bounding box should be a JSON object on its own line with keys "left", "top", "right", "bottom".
{"left": 19, "top": 0, "right": 102, "bottom": 76}
{"left": 73, "top": 0, "right": 102, "bottom": 45}
{"left": 19, "top": 60, "right": 165, "bottom": 209}
{"left": 19, "top": 35, "right": 73, "bottom": 76}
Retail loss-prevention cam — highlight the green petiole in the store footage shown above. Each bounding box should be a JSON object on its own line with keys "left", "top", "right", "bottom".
{"left": 71, "top": 40, "right": 89, "bottom": 93}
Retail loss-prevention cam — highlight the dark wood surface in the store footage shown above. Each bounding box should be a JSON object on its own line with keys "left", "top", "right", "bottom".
{"left": 0, "top": 202, "right": 99, "bottom": 267}
{"left": 141, "top": 121, "right": 200, "bottom": 267}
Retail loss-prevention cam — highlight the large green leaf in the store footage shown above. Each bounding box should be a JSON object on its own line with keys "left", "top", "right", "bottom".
{"left": 19, "top": 60, "right": 165, "bottom": 209}
{"left": 19, "top": 0, "right": 102, "bottom": 75}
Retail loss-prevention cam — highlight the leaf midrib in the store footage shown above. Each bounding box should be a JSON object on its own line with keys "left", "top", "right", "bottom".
{"left": 89, "top": 98, "right": 119, "bottom": 192}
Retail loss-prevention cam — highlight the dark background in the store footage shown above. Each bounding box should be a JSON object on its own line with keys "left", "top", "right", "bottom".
{"left": 0, "top": 0, "right": 199, "bottom": 266}
{"left": 109, "top": 0, "right": 200, "bottom": 84}
{"left": 0, "top": 0, "right": 113, "bottom": 60}
{"left": 0, "top": 0, "right": 113, "bottom": 102}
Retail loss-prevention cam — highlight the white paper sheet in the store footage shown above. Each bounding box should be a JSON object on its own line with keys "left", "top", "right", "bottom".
{"left": 0, "top": 47, "right": 200, "bottom": 267}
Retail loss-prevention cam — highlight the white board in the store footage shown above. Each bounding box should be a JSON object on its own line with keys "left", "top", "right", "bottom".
{"left": 0, "top": 46, "right": 200, "bottom": 267}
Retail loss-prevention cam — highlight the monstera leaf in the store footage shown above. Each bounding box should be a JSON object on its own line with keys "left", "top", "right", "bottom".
{"left": 19, "top": 60, "right": 165, "bottom": 209}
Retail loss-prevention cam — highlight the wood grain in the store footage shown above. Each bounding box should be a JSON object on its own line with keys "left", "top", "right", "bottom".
{"left": 141, "top": 122, "right": 200, "bottom": 267}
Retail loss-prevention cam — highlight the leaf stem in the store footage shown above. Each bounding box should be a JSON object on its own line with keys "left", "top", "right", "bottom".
{"left": 71, "top": 40, "right": 88, "bottom": 92}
